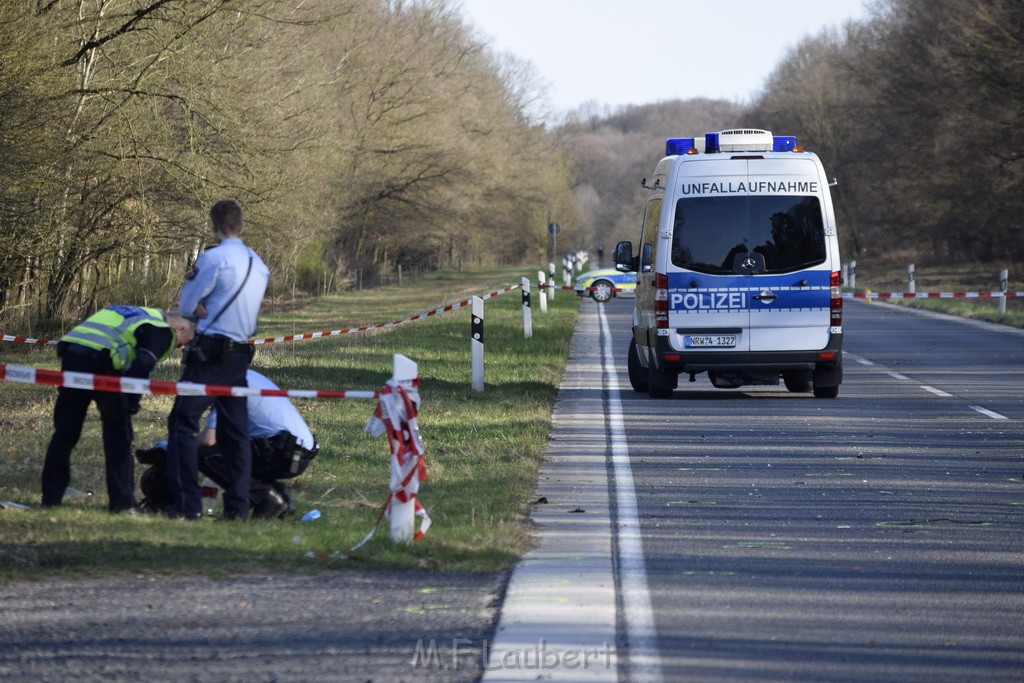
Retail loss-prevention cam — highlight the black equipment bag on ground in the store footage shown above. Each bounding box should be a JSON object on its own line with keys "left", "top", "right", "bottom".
{"left": 138, "top": 463, "right": 174, "bottom": 513}
{"left": 135, "top": 445, "right": 174, "bottom": 513}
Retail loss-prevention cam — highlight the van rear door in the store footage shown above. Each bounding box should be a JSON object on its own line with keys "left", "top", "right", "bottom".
{"left": 744, "top": 159, "right": 831, "bottom": 352}
{"left": 667, "top": 158, "right": 830, "bottom": 353}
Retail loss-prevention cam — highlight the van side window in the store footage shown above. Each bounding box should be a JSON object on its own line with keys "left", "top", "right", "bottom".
{"left": 640, "top": 198, "right": 662, "bottom": 272}
{"left": 671, "top": 195, "right": 826, "bottom": 274}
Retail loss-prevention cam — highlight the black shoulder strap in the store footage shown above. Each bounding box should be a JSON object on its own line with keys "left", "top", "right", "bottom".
{"left": 198, "top": 253, "right": 253, "bottom": 335}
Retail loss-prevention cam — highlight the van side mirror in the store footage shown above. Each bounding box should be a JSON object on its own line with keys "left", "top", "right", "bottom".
{"left": 640, "top": 243, "right": 653, "bottom": 273}
{"left": 614, "top": 241, "right": 635, "bottom": 272}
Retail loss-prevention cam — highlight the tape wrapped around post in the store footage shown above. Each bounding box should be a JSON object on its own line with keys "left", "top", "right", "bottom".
{"left": 359, "top": 354, "right": 431, "bottom": 547}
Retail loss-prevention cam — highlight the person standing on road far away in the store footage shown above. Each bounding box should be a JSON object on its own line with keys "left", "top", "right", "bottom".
{"left": 166, "top": 199, "right": 269, "bottom": 520}
{"left": 41, "top": 307, "right": 194, "bottom": 512}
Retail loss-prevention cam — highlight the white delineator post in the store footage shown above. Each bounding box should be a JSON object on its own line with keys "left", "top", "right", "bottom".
{"left": 389, "top": 354, "right": 419, "bottom": 542}
{"left": 521, "top": 277, "right": 533, "bottom": 339}
{"left": 359, "top": 354, "right": 430, "bottom": 549}
{"left": 548, "top": 262, "right": 556, "bottom": 301}
{"left": 999, "top": 269, "right": 1008, "bottom": 315}
{"left": 471, "top": 296, "right": 484, "bottom": 392}
{"left": 907, "top": 263, "right": 915, "bottom": 294}
{"left": 537, "top": 271, "right": 548, "bottom": 313}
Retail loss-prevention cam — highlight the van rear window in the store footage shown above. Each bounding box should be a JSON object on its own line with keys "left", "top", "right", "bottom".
{"left": 671, "top": 195, "right": 826, "bottom": 275}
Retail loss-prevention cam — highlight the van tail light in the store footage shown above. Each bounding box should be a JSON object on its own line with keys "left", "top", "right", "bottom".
{"left": 830, "top": 271, "right": 843, "bottom": 325}
{"left": 654, "top": 273, "right": 669, "bottom": 328}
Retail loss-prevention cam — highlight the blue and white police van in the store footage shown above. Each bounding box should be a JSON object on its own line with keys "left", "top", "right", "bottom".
{"left": 614, "top": 129, "right": 843, "bottom": 398}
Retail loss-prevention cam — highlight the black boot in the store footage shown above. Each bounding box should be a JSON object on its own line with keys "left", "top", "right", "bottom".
{"left": 251, "top": 487, "right": 289, "bottom": 520}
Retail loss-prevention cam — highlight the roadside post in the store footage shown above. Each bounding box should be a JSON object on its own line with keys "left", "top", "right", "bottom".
{"left": 537, "top": 271, "right": 548, "bottom": 313}
{"left": 907, "top": 263, "right": 915, "bottom": 294}
{"left": 548, "top": 262, "right": 555, "bottom": 301}
{"left": 387, "top": 354, "right": 421, "bottom": 543}
{"left": 999, "top": 269, "right": 1008, "bottom": 314}
{"left": 471, "top": 296, "right": 484, "bottom": 392}
{"left": 849, "top": 259, "right": 857, "bottom": 289}
{"left": 521, "top": 277, "right": 533, "bottom": 339}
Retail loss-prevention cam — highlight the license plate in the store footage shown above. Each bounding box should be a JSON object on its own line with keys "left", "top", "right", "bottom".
{"left": 684, "top": 335, "right": 737, "bottom": 348}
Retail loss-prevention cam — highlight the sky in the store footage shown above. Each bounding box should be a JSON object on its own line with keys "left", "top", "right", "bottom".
{"left": 456, "top": 0, "right": 871, "bottom": 115}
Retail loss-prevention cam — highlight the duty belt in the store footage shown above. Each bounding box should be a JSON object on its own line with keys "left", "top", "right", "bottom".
{"left": 58, "top": 342, "right": 105, "bottom": 360}
{"left": 197, "top": 334, "right": 252, "bottom": 355}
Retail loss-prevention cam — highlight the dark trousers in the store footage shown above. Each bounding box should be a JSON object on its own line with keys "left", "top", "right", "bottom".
{"left": 198, "top": 445, "right": 272, "bottom": 507}
{"left": 41, "top": 349, "right": 135, "bottom": 511}
{"left": 166, "top": 347, "right": 250, "bottom": 519}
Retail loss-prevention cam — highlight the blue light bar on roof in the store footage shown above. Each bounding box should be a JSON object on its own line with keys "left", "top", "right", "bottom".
{"left": 665, "top": 138, "right": 695, "bottom": 156}
{"left": 772, "top": 135, "right": 798, "bottom": 152}
{"left": 705, "top": 132, "right": 720, "bottom": 153}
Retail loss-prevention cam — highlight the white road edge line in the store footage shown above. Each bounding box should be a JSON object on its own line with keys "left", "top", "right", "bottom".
{"left": 921, "top": 385, "right": 953, "bottom": 397}
{"left": 970, "top": 405, "right": 1009, "bottom": 420}
{"left": 598, "top": 305, "right": 663, "bottom": 682}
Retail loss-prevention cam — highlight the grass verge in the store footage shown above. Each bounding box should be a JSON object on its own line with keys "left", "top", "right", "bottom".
{"left": 845, "top": 262, "right": 1024, "bottom": 329}
{"left": 0, "top": 266, "right": 579, "bottom": 583}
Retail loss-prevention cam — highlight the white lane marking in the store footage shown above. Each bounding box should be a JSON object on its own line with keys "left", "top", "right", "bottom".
{"left": 970, "top": 405, "right": 1009, "bottom": 420}
{"left": 598, "top": 305, "right": 663, "bottom": 682}
{"left": 847, "top": 351, "right": 1012, "bottom": 421}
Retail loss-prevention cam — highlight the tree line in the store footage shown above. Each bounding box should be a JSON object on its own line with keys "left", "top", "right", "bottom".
{"left": 0, "top": 0, "right": 579, "bottom": 331}
{"left": 558, "top": 0, "right": 1021, "bottom": 270}
{"left": 1, "top": 0, "right": 1018, "bottom": 334}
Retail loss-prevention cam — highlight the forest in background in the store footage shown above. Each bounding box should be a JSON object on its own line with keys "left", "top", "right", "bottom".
{"left": 563, "top": 0, "right": 1022, "bottom": 268}
{"left": 0, "top": 0, "right": 1019, "bottom": 332}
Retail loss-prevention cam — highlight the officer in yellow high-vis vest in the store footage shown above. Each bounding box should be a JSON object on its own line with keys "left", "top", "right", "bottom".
{"left": 41, "top": 306, "right": 194, "bottom": 512}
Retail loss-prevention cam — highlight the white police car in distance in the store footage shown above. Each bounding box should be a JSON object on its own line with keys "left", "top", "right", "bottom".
{"left": 575, "top": 268, "right": 637, "bottom": 303}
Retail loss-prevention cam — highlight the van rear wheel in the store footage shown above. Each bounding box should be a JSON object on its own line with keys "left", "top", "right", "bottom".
{"left": 813, "top": 385, "right": 839, "bottom": 398}
{"left": 627, "top": 339, "right": 648, "bottom": 393}
{"left": 647, "top": 358, "right": 675, "bottom": 399}
{"left": 784, "top": 373, "right": 813, "bottom": 393}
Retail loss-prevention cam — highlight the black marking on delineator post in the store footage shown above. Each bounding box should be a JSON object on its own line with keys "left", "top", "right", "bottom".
{"left": 471, "top": 296, "right": 484, "bottom": 392}
{"left": 537, "top": 271, "right": 548, "bottom": 313}
{"left": 521, "top": 277, "right": 533, "bottom": 339}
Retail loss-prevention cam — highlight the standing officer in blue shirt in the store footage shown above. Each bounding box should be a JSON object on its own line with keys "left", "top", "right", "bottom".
{"left": 166, "top": 199, "right": 269, "bottom": 520}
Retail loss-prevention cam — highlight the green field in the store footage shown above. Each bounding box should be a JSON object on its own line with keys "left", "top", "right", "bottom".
{"left": 0, "top": 267, "right": 579, "bottom": 583}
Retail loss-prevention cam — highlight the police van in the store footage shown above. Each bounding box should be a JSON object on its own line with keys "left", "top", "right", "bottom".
{"left": 614, "top": 129, "right": 843, "bottom": 399}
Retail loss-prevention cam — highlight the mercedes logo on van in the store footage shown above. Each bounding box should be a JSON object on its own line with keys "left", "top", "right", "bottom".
{"left": 741, "top": 256, "right": 757, "bottom": 272}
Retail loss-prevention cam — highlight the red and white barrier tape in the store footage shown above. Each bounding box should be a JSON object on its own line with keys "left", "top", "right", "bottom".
{"left": 251, "top": 284, "right": 519, "bottom": 345}
{"left": 1, "top": 334, "right": 57, "bottom": 346}
{"left": 540, "top": 284, "right": 628, "bottom": 293}
{"left": 543, "top": 283, "right": 1024, "bottom": 298}
{"left": 0, "top": 284, "right": 522, "bottom": 348}
{"left": 845, "top": 291, "right": 1024, "bottom": 299}
{"left": 351, "top": 381, "right": 430, "bottom": 550}
{"left": 0, "top": 363, "right": 380, "bottom": 399}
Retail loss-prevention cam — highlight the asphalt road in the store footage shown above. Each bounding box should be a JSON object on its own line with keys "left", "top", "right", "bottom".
{"left": 605, "top": 298, "right": 1024, "bottom": 681}
{"left": 0, "top": 572, "right": 504, "bottom": 682}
